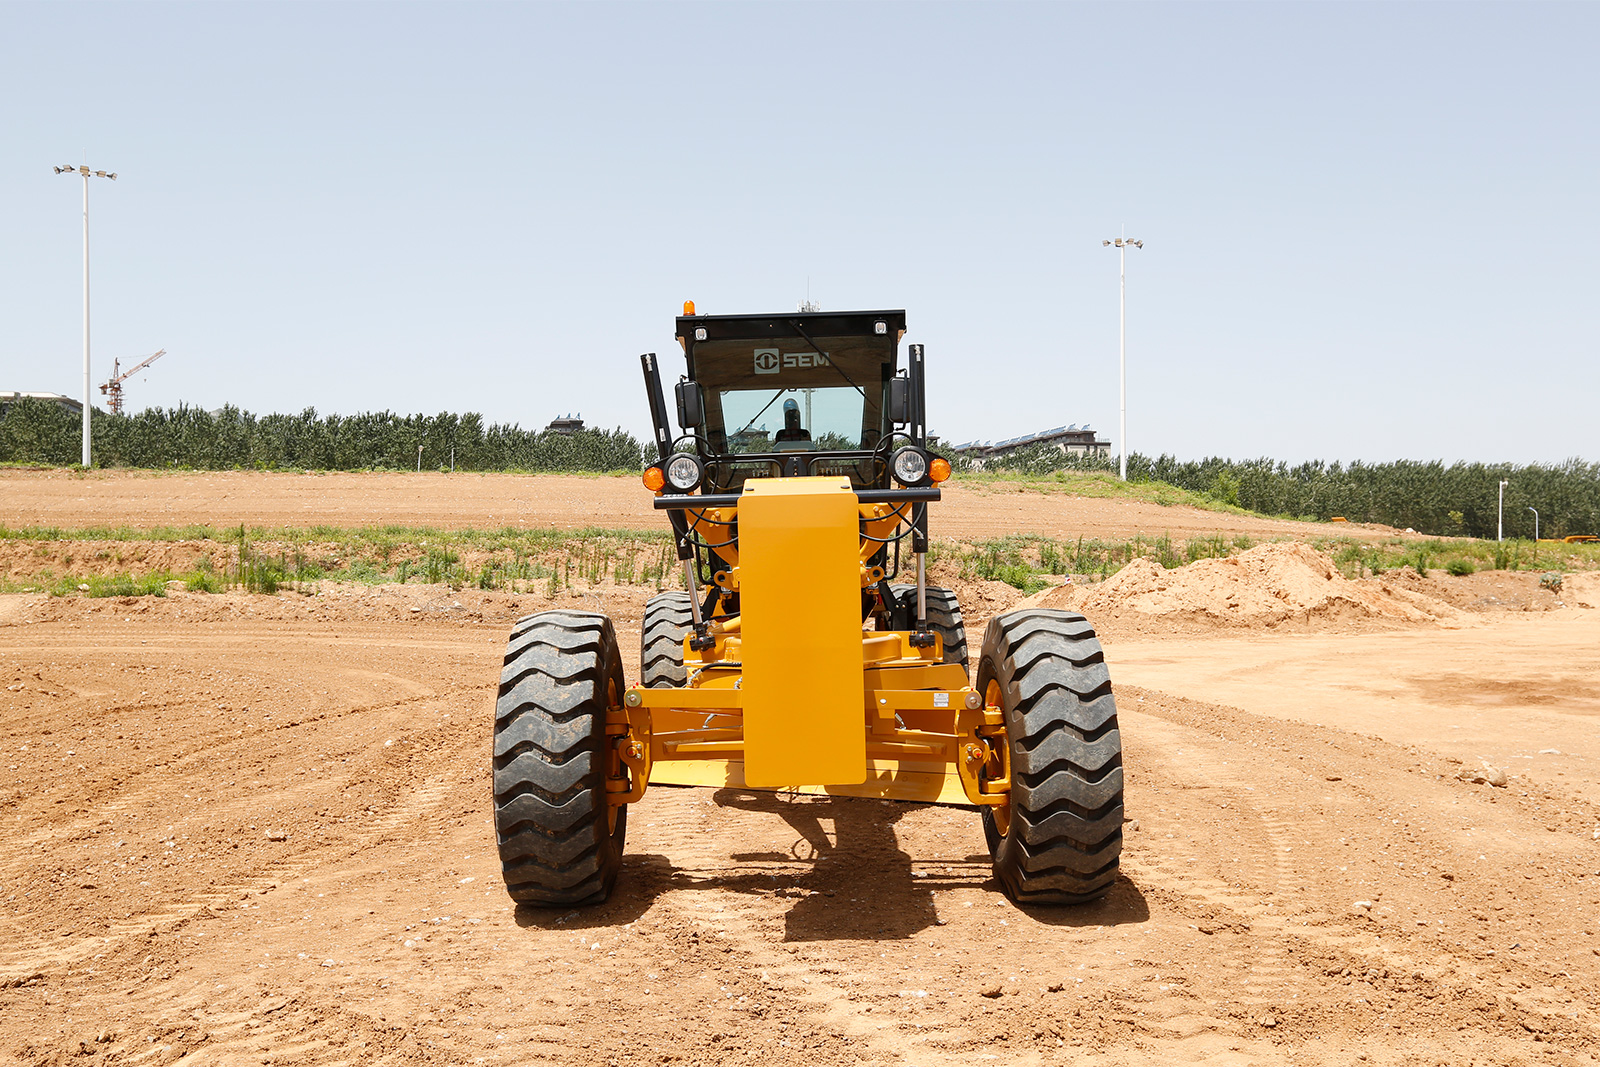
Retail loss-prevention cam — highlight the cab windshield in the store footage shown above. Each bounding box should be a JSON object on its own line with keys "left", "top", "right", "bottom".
{"left": 693, "top": 335, "right": 895, "bottom": 456}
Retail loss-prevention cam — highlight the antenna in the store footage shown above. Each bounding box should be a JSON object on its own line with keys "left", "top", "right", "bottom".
{"left": 798, "top": 276, "right": 820, "bottom": 313}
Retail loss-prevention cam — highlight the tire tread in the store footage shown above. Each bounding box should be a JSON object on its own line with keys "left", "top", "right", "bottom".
{"left": 491, "top": 610, "right": 626, "bottom": 906}
{"left": 978, "top": 608, "right": 1124, "bottom": 904}
{"left": 641, "top": 592, "right": 694, "bottom": 689}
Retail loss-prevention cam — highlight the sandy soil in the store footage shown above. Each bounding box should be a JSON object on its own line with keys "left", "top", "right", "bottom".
{"left": 0, "top": 468, "right": 1408, "bottom": 543}
{"left": 3, "top": 476, "right": 1599, "bottom": 1066}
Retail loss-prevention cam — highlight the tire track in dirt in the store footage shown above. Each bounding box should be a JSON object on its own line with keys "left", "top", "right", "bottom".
{"left": 1120, "top": 715, "right": 1299, "bottom": 1013}
{"left": 8, "top": 553, "right": 1600, "bottom": 1066}
{"left": 2, "top": 609, "right": 510, "bottom": 1066}
{"left": 1122, "top": 685, "right": 1600, "bottom": 1049}
{"left": 630, "top": 796, "right": 927, "bottom": 1064}
{"left": 0, "top": 762, "right": 463, "bottom": 987}
{"left": 465, "top": 787, "right": 994, "bottom": 1067}
{"left": 7, "top": 760, "right": 473, "bottom": 1067}
{"left": 617, "top": 790, "right": 1043, "bottom": 1062}
{"left": 64, "top": 980, "right": 423, "bottom": 1067}
{"left": 0, "top": 676, "right": 478, "bottom": 986}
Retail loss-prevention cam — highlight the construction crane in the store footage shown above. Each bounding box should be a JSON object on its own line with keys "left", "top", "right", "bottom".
{"left": 100, "top": 349, "right": 165, "bottom": 415}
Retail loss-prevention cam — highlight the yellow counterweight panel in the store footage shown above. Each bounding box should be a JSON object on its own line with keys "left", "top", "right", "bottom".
{"left": 737, "top": 477, "right": 866, "bottom": 787}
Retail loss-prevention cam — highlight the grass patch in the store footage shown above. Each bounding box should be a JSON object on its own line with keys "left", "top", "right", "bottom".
{"left": 0, "top": 522, "right": 219, "bottom": 542}
{"left": 0, "top": 567, "right": 227, "bottom": 598}
{"left": 0, "top": 522, "right": 684, "bottom": 598}
{"left": 935, "top": 531, "right": 1250, "bottom": 592}
{"left": 48, "top": 571, "right": 178, "bottom": 597}
{"left": 941, "top": 531, "right": 1600, "bottom": 593}
{"left": 1307, "top": 535, "right": 1600, "bottom": 579}
{"left": 6, "top": 521, "right": 1597, "bottom": 600}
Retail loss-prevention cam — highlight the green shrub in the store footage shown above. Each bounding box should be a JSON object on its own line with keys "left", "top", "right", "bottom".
{"left": 1333, "top": 543, "right": 1365, "bottom": 579}
{"left": 1445, "top": 558, "right": 1475, "bottom": 577}
{"left": 185, "top": 569, "right": 225, "bottom": 593}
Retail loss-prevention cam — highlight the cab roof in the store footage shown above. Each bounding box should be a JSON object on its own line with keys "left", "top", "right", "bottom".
{"left": 676, "top": 309, "right": 907, "bottom": 349}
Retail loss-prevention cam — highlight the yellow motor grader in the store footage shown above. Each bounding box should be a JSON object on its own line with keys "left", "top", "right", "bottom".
{"left": 491, "top": 306, "right": 1123, "bottom": 906}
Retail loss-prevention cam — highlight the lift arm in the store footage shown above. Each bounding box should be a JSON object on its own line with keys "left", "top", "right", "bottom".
{"left": 105, "top": 348, "right": 166, "bottom": 388}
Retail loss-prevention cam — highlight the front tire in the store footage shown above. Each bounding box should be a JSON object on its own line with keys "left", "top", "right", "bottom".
{"left": 641, "top": 592, "right": 694, "bottom": 689}
{"left": 976, "top": 609, "right": 1123, "bottom": 904}
{"left": 492, "top": 610, "right": 627, "bottom": 906}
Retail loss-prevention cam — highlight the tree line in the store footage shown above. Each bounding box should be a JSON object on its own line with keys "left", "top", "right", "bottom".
{"left": 0, "top": 398, "right": 645, "bottom": 473}
{"left": 4, "top": 397, "right": 1594, "bottom": 539}
{"left": 955, "top": 445, "right": 1599, "bottom": 540}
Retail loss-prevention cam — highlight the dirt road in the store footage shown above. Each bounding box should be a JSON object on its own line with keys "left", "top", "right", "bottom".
{"left": 0, "top": 468, "right": 1402, "bottom": 543}
{"left": 3, "top": 476, "right": 1597, "bottom": 1065}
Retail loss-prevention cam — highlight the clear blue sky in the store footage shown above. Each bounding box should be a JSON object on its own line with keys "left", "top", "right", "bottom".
{"left": 3, "top": 2, "right": 1595, "bottom": 464}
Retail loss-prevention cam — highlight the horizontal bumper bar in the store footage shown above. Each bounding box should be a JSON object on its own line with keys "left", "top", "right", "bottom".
{"left": 625, "top": 685, "right": 976, "bottom": 714}
{"left": 655, "top": 486, "right": 942, "bottom": 510}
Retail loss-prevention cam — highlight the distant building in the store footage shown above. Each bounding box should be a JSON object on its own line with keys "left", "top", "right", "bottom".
{"left": 0, "top": 391, "right": 83, "bottom": 419}
{"left": 952, "top": 424, "right": 1111, "bottom": 465}
{"left": 545, "top": 414, "right": 585, "bottom": 434}
{"left": 728, "top": 428, "right": 772, "bottom": 451}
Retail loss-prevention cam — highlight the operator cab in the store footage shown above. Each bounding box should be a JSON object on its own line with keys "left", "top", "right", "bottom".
{"left": 639, "top": 303, "right": 948, "bottom": 640}
{"left": 669, "top": 308, "right": 911, "bottom": 491}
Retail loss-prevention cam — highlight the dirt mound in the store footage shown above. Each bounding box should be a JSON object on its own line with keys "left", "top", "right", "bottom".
{"left": 1559, "top": 571, "right": 1600, "bottom": 609}
{"left": 924, "top": 569, "right": 1026, "bottom": 640}
{"left": 1037, "top": 541, "right": 1461, "bottom": 632}
{"left": 0, "top": 538, "right": 227, "bottom": 581}
{"left": 1373, "top": 565, "right": 1567, "bottom": 614}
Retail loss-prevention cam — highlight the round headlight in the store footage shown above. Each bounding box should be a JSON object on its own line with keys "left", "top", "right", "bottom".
{"left": 891, "top": 446, "right": 929, "bottom": 486}
{"left": 665, "top": 452, "right": 703, "bottom": 492}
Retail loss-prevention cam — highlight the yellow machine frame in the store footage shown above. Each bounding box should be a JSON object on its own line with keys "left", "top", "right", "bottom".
{"left": 604, "top": 477, "right": 1010, "bottom": 811}
{"left": 491, "top": 322, "right": 1123, "bottom": 911}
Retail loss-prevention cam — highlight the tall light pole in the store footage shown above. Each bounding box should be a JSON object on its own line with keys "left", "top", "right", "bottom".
{"left": 1102, "top": 235, "right": 1143, "bottom": 480}
{"left": 54, "top": 163, "right": 117, "bottom": 467}
{"left": 1527, "top": 506, "right": 1539, "bottom": 542}
{"left": 1497, "top": 479, "right": 1509, "bottom": 542}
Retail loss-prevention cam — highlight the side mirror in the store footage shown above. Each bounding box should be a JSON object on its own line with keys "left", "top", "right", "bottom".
{"left": 675, "top": 380, "right": 704, "bottom": 429}
{"left": 888, "top": 378, "right": 910, "bottom": 425}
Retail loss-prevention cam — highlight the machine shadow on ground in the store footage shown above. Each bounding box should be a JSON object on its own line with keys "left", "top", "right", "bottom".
{"left": 715, "top": 787, "right": 939, "bottom": 941}
{"left": 1017, "top": 873, "right": 1149, "bottom": 928}
{"left": 511, "top": 791, "right": 1147, "bottom": 936}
